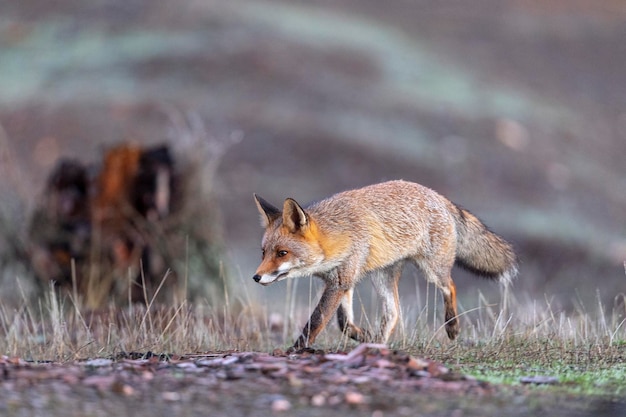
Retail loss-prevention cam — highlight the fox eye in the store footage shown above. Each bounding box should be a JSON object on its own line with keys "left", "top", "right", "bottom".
{"left": 277, "top": 250, "right": 288, "bottom": 258}
{"left": 261, "top": 248, "right": 266, "bottom": 258}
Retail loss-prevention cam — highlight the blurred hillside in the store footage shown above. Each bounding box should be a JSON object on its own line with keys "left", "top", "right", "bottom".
{"left": 0, "top": 0, "right": 624, "bottom": 312}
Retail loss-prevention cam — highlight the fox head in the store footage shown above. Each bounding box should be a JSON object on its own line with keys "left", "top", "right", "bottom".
{"left": 252, "top": 194, "right": 325, "bottom": 285}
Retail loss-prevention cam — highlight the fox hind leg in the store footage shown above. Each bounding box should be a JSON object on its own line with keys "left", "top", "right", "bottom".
{"left": 441, "top": 279, "right": 459, "bottom": 339}
{"left": 371, "top": 263, "right": 403, "bottom": 343}
{"left": 417, "top": 259, "right": 460, "bottom": 340}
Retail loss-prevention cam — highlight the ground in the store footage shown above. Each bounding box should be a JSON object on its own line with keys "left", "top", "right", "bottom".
{"left": 2, "top": 346, "right": 624, "bottom": 417}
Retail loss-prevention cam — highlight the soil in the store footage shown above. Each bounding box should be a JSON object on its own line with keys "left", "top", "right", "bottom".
{"left": 2, "top": 345, "right": 623, "bottom": 417}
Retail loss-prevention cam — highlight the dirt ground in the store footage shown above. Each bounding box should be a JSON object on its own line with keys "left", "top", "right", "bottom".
{"left": 1, "top": 347, "right": 624, "bottom": 417}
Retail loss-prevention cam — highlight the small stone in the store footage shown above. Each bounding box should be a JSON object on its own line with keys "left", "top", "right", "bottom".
{"left": 271, "top": 398, "right": 291, "bottom": 412}
{"left": 162, "top": 392, "right": 182, "bottom": 401}
{"left": 311, "top": 394, "right": 326, "bottom": 407}
{"left": 83, "top": 358, "right": 113, "bottom": 367}
{"left": 121, "top": 384, "right": 135, "bottom": 396}
{"left": 345, "top": 391, "right": 368, "bottom": 405}
{"left": 520, "top": 375, "right": 559, "bottom": 385}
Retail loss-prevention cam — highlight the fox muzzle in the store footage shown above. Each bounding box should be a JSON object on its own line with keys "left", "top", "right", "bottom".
{"left": 253, "top": 274, "right": 262, "bottom": 283}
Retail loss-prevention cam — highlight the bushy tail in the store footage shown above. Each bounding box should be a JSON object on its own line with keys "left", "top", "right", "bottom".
{"left": 453, "top": 205, "right": 518, "bottom": 283}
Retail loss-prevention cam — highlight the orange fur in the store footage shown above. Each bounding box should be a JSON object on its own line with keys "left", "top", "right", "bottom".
{"left": 306, "top": 219, "right": 352, "bottom": 261}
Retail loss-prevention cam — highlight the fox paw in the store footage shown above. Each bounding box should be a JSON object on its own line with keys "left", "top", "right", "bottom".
{"left": 286, "top": 346, "right": 317, "bottom": 354}
{"left": 356, "top": 329, "right": 386, "bottom": 344}
{"left": 344, "top": 324, "right": 368, "bottom": 342}
{"left": 445, "top": 318, "right": 460, "bottom": 340}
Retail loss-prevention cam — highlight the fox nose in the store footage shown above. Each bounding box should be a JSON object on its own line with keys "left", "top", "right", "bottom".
{"left": 253, "top": 274, "right": 261, "bottom": 283}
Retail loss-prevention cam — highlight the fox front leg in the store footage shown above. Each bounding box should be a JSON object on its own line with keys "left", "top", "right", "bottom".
{"left": 292, "top": 285, "right": 346, "bottom": 350}
{"left": 336, "top": 287, "right": 368, "bottom": 342}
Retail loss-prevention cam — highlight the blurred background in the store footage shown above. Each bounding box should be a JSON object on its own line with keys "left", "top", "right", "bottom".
{"left": 0, "top": 0, "right": 624, "bottom": 316}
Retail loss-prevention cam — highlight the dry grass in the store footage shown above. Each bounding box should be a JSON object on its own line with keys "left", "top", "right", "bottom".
{"left": 2, "top": 275, "right": 625, "bottom": 368}
{"left": 2, "top": 267, "right": 626, "bottom": 396}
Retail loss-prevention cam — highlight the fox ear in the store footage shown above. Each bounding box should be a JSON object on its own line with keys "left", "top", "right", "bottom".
{"left": 254, "top": 194, "right": 281, "bottom": 227}
{"left": 283, "top": 198, "right": 308, "bottom": 233}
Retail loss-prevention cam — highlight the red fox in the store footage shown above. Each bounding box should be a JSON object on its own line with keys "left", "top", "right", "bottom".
{"left": 253, "top": 180, "right": 517, "bottom": 349}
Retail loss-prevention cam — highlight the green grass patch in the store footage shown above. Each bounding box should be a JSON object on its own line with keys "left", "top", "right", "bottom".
{"left": 460, "top": 361, "right": 626, "bottom": 397}
{"left": 402, "top": 336, "right": 626, "bottom": 398}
